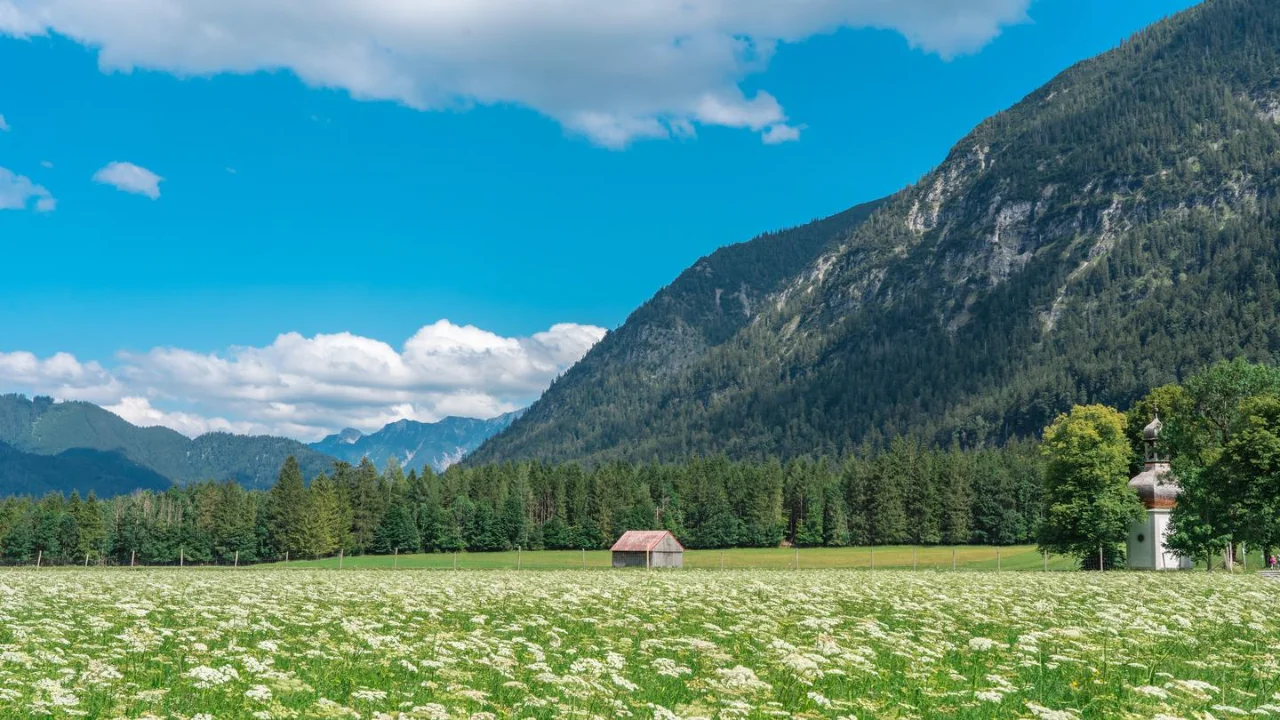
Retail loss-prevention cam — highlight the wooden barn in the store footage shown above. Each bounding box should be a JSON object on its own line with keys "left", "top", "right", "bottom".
{"left": 611, "top": 530, "right": 684, "bottom": 568}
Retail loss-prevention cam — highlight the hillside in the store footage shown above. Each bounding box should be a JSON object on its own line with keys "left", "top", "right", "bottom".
{"left": 310, "top": 411, "right": 523, "bottom": 473}
{"left": 0, "top": 394, "right": 334, "bottom": 491}
{"left": 471, "top": 0, "right": 1280, "bottom": 464}
{"left": 0, "top": 441, "right": 171, "bottom": 497}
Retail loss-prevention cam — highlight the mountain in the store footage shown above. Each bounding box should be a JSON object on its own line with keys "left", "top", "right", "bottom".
{"left": 471, "top": 0, "right": 1280, "bottom": 465}
{"left": 311, "top": 411, "right": 523, "bottom": 473}
{"left": 0, "top": 441, "right": 171, "bottom": 497}
{"left": 0, "top": 394, "right": 335, "bottom": 491}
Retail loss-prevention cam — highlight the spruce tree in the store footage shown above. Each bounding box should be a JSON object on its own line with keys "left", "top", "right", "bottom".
{"left": 298, "top": 474, "right": 341, "bottom": 558}
{"left": 374, "top": 495, "right": 420, "bottom": 554}
{"left": 268, "top": 456, "right": 308, "bottom": 558}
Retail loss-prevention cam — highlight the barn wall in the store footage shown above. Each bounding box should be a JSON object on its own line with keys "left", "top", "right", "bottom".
{"left": 652, "top": 551, "right": 683, "bottom": 568}
{"left": 612, "top": 551, "right": 647, "bottom": 568}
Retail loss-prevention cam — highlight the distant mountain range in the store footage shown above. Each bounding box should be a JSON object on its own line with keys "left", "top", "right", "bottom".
{"left": 310, "top": 411, "right": 523, "bottom": 474}
{"left": 471, "top": 0, "right": 1280, "bottom": 465}
{"left": 0, "top": 393, "right": 525, "bottom": 497}
{"left": 0, "top": 394, "right": 334, "bottom": 494}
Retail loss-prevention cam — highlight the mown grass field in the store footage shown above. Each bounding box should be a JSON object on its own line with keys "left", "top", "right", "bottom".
{"left": 271, "top": 544, "right": 1274, "bottom": 572}
{"left": 0, "top": 568, "right": 1276, "bottom": 719}
{"left": 277, "top": 545, "right": 1084, "bottom": 571}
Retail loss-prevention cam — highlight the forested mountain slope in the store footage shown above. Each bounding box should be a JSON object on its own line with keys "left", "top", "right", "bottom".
{"left": 0, "top": 441, "right": 171, "bottom": 497}
{"left": 472, "top": 0, "right": 1280, "bottom": 465}
{"left": 0, "top": 394, "right": 334, "bottom": 491}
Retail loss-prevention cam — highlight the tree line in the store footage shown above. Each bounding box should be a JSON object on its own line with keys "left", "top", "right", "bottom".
{"left": 0, "top": 441, "right": 1044, "bottom": 565}
{"left": 8, "top": 359, "right": 1280, "bottom": 568}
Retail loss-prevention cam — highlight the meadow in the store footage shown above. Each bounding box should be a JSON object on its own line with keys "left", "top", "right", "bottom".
{"left": 276, "top": 545, "right": 1080, "bottom": 571}
{"left": 0, "top": 569, "right": 1276, "bottom": 719}
{"left": 276, "top": 545, "right": 1264, "bottom": 572}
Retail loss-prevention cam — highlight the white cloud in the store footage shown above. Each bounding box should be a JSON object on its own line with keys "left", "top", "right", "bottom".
{"left": 762, "top": 124, "right": 803, "bottom": 145}
{"left": 40, "top": 161, "right": 53, "bottom": 169}
{"left": 0, "top": 320, "right": 606, "bottom": 441}
{"left": 0, "top": 0, "right": 1030, "bottom": 147}
{"left": 104, "top": 397, "right": 261, "bottom": 438}
{"left": 0, "top": 166, "right": 56, "bottom": 212}
{"left": 0, "top": 351, "right": 121, "bottom": 402}
{"left": 0, "top": 114, "right": 8, "bottom": 131}
{"left": 92, "top": 161, "right": 163, "bottom": 199}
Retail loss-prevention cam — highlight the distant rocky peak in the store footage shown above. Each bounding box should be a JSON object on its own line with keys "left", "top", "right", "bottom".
{"left": 338, "top": 428, "right": 363, "bottom": 445}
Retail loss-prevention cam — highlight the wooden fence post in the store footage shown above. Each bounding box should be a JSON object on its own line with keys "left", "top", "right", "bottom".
{"left": 36, "top": 550, "right": 41, "bottom": 569}
{"left": 952, "top": 547, "right": 957, "bottom": 571}
{"left": 130, "top": 550, "right": 136, "bottom": 568}
{"left": 581, "top": 548, "right": 586, "bottom": 570}
{"left": 1098, "top": 545, "right": 1104, "bottom": 572}
{"left": 453, "top": 551, "right": 458, "bottom": 571}
{"left": 234, "top": 550, "right": 239, "bottom": 568}
{"left": 285, "top": 551, "right": 289, "bottom": 566}
{"left": 996, "top": 546, "right": 1001, "bottom": 572}
{"left": 517, "top": 546, "right": 522, "bottom": 570}
{"left": 1043, "top": 550, "right": 1048, "bottom": 572}
{"left": 85, "top": 552, "right": 90, "bottom": 567}
{"left": 180, "top": 548, "right": 184, "bottom": 567}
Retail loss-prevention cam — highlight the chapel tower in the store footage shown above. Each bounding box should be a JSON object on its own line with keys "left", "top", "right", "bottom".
{"left": 1126, "top": 414, "right": 1192, "bottom": 570}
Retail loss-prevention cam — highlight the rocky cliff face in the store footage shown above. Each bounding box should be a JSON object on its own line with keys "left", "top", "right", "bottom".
{"left": 473, "top": 0, "right": 1280, "bottom": 465}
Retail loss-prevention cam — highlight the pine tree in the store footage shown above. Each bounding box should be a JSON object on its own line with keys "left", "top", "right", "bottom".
{"left": 297, "top": 474, "right": 341, "bottom": 558}
{"left": 939, "top": 447, "right": 974, "bottom": 544}
{"left": 268, "top": 456, "right": 308, "bottom": 557}
{"left": 72, "top": 491, "right": 107, "bottom": 561}
{"left": 374, "top": 494, "right": 420, "bottom": 554}
{"left": 347, "top": 458, "right": 385, "bottom": 553}
{"left": 842, "top": 455, "right": 870, "bottom": 546}
{"left": 868, "top": 445, "right": 908, "bottom": 545}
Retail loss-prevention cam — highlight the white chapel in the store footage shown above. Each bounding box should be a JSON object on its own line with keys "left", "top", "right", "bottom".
{"left": 1126, "top": 414, "right": 1193, "bottom": 570}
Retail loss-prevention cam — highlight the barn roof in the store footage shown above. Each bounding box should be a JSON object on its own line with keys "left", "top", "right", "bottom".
{"left": 610, "top": 530, "right": 683, "bottom": 552}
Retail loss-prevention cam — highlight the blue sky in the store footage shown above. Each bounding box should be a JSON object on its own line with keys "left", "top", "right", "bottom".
{"left": 0, "top": 0, "right": 1198, "bottom": 439}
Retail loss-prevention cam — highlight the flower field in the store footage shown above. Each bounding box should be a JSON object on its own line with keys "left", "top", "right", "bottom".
{"left": 0, "top": 570, "right": 1276, "bottom": 719}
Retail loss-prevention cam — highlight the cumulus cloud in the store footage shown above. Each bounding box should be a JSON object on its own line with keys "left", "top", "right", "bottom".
{"left": 0, "top": 0, "right": 1030, "bottom": 147}
{"left": 92, "top": 161, "right": 163, "bottom": 199}
{"left": 0, "top": 320, "right": 606, "bottom": 441}
{"left": 103, "top": 397, "right": 262, "bottom": 438}
{"left": 0, "top": 166, "right": 56, "bottom": 212}
{"left": 0, "top": 351, "right": 121, "bottom": 402}
{"left": 0, "top": 114, "right": 8, "bottom": 131}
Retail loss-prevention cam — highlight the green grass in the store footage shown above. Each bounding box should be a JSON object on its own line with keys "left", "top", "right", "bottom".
{"left": 273, "top": 544, "right": 1085, "bottom": 571}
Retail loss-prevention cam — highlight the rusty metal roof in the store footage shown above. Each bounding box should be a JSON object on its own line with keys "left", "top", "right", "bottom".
{"left": 610, "top": 530, "right": 683, "bottom": 552}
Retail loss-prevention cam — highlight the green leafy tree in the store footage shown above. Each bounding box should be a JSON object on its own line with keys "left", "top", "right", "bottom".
{"left": 1038, "top": 405, "right": 1143, "bottom": 569}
